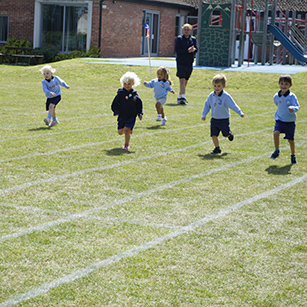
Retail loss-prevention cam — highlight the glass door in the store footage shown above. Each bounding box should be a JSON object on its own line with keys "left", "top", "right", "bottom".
{"left": 141, "top": 11, "right": 160, "bottom": 56}
{"left": 41, "top": 4, "right": 88, "bottom": 52}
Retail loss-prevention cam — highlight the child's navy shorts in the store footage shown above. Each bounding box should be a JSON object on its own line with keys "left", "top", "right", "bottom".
{"left": 117, "top": 116, "right": 136, "bottom": 130}
{"left": 46, "top": 95, "right": 61, "bottom": 111}
{"left": 176, "top": 64, "right": 193, "bottom": 80}
{"left": 210, "top": 118, "right": 231, "bottom": 137}
{"left": 274, "top": 120, "right": 295, "bottom": 140}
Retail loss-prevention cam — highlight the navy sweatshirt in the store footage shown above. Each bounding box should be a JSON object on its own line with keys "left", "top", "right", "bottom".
{"left": 175, "top": 35, "right": 198, "bottom": 66}
{"left": 111, "top": 88, "right": 143, "bottom": 119}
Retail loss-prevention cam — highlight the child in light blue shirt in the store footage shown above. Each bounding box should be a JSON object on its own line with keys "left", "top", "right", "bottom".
{"left": 201, "top": 74, "right": 244, "bottom": 154}
{"left": 143, "top": 66, "right": 175, "bottom": 126}
{"left": 40, "top": 65, "right": 70, "bottom": 127}
{"left": 270, "top": 74, "right": 300, "bottom": 164}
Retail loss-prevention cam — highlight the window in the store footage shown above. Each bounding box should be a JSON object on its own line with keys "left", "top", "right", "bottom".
{"left": 0, "top": 16, "right": 9, "bottom": 42}
{"left": 41, "top": 4, "right": 88, "bottom": 52}
{"left": 210, "top": 10, "right": 222, "bottom": 27}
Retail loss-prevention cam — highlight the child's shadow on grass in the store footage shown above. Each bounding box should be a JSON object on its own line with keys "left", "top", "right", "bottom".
{"left": 104, "top": 148, "right": 135, "bottom": 156}
{"left": 198, "top": 153, "right": 228, "bottom": 160}
{"left": 28, "top": 127, "right": 50, "bottom": 131}
{"left": 146, "top": 125, "right": 165, "bottom": 130}
{"left": 265, "top": 164, "right": 292, "bottom": 175}
{"left": 166, "top": 103, "right": 186, "bottom": 107}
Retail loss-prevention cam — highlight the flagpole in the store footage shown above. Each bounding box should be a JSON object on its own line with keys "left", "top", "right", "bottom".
{"left": 147, "top": 29, "right": 152, "bottom": 80}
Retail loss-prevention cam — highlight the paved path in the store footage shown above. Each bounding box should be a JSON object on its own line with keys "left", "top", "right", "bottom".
{"left": 85, "top": 57, "right": 307, "bottom": 74}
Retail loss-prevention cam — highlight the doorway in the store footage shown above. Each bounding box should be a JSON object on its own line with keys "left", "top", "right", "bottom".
{"left": 141, "top": 10, "right": 160, "bottom": 57}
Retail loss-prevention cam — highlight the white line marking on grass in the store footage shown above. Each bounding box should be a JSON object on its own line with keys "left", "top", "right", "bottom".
{"left": 0, "top": 111, "right": 278, "bottom": 161}
{"left": 0, "top": 125, "right": 277, "bottom": 194}
{"left": 3, "top": 143, "right": 305, "bottom": 242}
{"left": 1, "top": 172, "right": 307, "bottom": 307}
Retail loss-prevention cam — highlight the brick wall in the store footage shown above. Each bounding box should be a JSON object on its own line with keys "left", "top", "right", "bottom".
{"left": 97, "top": 0, "right": 191, "bottom": 57}
{"left": 0, "top": 0, "right": 35, "bottom": 42}
{"left": 0, "top": 0, "right": 193, "bottom": 58}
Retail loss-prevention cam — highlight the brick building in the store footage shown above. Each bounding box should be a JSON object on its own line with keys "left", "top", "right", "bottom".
{"left": 0, "top": 0, "right": 198, "bottom": 57}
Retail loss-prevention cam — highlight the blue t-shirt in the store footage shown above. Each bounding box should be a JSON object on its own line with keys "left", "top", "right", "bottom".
{"left": 202, "top": 90, "right": 243, "bottom": 119}
{"left": 143, "top": 78, "right": 173, "bottom": 99}
{"left": 42, "top": 76, "right": 69, "bottom": 98}
{"left": 273, "top": 90, "right": 299, "bottom": 122}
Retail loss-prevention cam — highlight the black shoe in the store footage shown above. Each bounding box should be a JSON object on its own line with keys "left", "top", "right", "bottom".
{"left": 211, "top": 147, "right": 221, "bottom": 154}
{"left": 291, "top": 154, "right": 297, "bottom": 164}
{"left": 228, "top": 132, "right": 234, "bottom": 141}
{"left": 180, "top": 98, "right": 188, "bottom": 105}
{"left": 270, "top": 149, "right": 280, "bottom": 159}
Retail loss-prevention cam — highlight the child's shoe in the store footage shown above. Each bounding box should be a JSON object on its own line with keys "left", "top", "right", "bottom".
{"left": 291, "top": 154, "right": 297, "bottom": 164}
{"left": 211, "top": 146, "right": 221, "bottom": 154}
{"left": 123, "top": 145, "right": 130, "bottom": 150}
{"left": 156, "top": 115, "right": 162, "bottom": 121}
{"left": 270, "top": 149, "right": 279, "bottom": 159}
{"left": 43, "top": 117, "right": 50, "bottom": 126}
{"left": 161, "top": 117, "right": 167, "bottom": 126}
{"left": 228, "top": 132, "right": 234, "bottom": 141}
{"left": 180, "top": 97, "right": 188, "bottom": 105}
{"left": 49, "top": 120, "right": 59, "bottom": 127}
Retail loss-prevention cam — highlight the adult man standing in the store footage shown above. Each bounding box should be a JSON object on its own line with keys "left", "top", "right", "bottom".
{"left": 175, "top": 23, "right": 198, "bottom": 105}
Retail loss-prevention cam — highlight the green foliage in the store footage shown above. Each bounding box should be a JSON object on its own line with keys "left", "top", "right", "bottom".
{"left": 1, "top": 37, "right": 99, "bottom": 65}
{"left": 86, "top": 44, "right": 100, "bottom": 58}
{"left": 33, "top": 45, "right": 59, "bottom": 63}
{"left": 1, "top": 36, "right": 33, "bottom": 52}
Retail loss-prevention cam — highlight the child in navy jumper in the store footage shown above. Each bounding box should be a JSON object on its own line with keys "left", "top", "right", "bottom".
{"left": 40, "top": 65, "right": 70, "bottom": 127}
{"left": 201, "top": 74, "right": 244, "bottom": 154}
{"left": 143, "top": 66, "right": 175, "bottom": 126}
{"left": 111, "top": 72, "right": 143, "bottom": 150}
{"left": 270, "top": 74, "right": 300, "bottom": 164}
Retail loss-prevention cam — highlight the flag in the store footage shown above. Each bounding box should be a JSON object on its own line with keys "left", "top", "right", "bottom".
{"left": 143, "top": 22, "right": 150, "bottom": 38}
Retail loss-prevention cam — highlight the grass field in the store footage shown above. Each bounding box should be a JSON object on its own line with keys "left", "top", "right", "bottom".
{"left": 0, "top": 59, "right": 306, "bottom": 306}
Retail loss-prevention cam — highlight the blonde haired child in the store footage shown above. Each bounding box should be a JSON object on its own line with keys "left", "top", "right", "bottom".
{"left": 111, "top": 72, "right": 143, "bottom": 150}
{"left": 143, "top": 66, "right": 175, "bottom": 126}
{"left": 40, "top": 65, "right": 70, "bottom": 127}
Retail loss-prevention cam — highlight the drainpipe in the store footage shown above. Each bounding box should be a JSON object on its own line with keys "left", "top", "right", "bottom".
{"left": 98, "top": 0, "right": 105, "bottom": 57}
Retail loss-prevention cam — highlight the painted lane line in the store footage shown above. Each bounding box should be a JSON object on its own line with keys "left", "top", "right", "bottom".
{"left": 1, "top": 172, "right": 307, "bottom": 307}
{"left": 1, "top": 127, "right": 305, "bottom": 195}
{"left": 0, "top": 148, "right": 292, "bottom": 242}
{"left": 1, "top": 111, "right": 277, "bottom": 159}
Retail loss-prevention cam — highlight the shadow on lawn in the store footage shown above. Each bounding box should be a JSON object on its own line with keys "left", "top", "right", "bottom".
{"left": 146, "top": 125, "right": 165, "bottom": 130}
{"left": 104, "top": 148, "right": 135, "bottom": 156}
{"left": 29, "top": 126, "right": 50, "bottom": 131}
{"left": 265, "top": 164, "right": 293, "bottom": 175}
{"left": 198, "top": 153, "right": 229, "bottom": 160}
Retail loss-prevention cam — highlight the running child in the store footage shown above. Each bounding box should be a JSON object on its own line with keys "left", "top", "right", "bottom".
{"left": 143, "top": 66, "right": 175, "bottom": 126}
{"left": 270, "top": 74, "right": 300, "bottom": 164}
{"left": 111, "top": 72, "right": 143, "bottom": 150}
{"left": 40, "top": 65, "right": 70, "bottom": 127}
{"left": 201, "top": 74, "right": 244, "bottom": 154}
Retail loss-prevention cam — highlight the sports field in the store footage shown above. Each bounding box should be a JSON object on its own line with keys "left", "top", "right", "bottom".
{"left": 0, "top": 59, "right": 306, "bottom": 306}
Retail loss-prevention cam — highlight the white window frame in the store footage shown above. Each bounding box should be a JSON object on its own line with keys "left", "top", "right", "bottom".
{"left": 33, "top": 0, "right": 92, "bottom": 51}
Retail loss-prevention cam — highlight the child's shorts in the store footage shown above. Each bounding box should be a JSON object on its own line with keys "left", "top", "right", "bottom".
{"left": 156, "top": 97, "right": 167, "bottom": 108}
{"left": 176, "top": 63, "right": 193, "bottom": 80}
{"left": 117, "top": 116, "right": 136, "bottom": 130}
{"left": 274, "top": 120, "right": 295, "bottom": 140}
{"left": 210, "top": 118, "right": 231, "bottom": 137}
{"left": 46, "top": 95, "right": 61, "bottom": 111}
